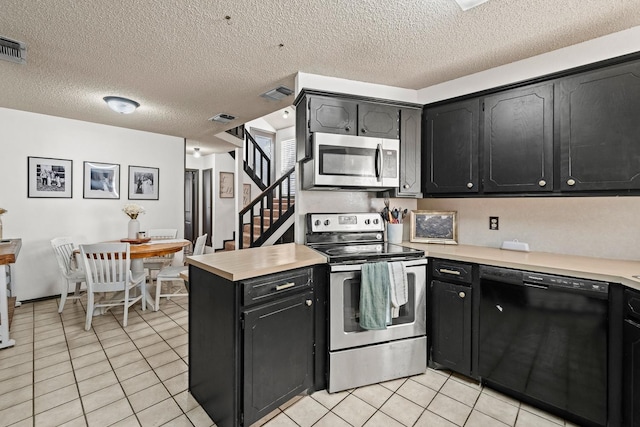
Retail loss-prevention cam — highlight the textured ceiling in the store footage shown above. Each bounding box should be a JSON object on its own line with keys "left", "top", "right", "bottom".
{"left": 1, "top": 0, "right": 640, "bottom": 154}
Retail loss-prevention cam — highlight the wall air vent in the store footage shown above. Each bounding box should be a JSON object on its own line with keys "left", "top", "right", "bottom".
{"left": 0, "top": 36, "right": 26, "bottom": 64}
{"left": 260, "top": 86, "right": 293, "bottom": 101}
{"left": 209, "top": 113, "right": 236, "bottom": 124}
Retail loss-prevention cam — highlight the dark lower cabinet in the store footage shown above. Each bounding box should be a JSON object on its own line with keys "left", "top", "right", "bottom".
{"left": 624, "top": 289, "right": 640, "bottom": 427}
{"left": 558, "top": 60, "right": 640, "bottom": 191}
{"left": 189, "top": 265, "right": 317, "bottom": 427}
{"left": 243, "top": 291, "right": 314, "bottom": 424}
{"left": 430, "top": 279, "right": 472, "bottom": 377}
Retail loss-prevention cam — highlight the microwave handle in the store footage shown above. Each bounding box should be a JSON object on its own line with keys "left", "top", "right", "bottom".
{"left": 375, "top": 144, "right": 382, "bottom": 181}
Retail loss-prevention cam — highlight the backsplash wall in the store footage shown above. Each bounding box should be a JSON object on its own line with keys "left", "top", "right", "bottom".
{"left": 417, "top": 197, "right": 640, "bottom": 261}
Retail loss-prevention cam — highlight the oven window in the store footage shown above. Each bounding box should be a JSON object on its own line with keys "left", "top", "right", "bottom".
{"left": 342, "top": 272, "right": 417, "bottom": 332}
{"left": 319, "top": 145, "right": 376, "bottom": 177}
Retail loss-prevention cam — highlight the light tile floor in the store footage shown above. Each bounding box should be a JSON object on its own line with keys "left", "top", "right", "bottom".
{"left": 0, "top": 294, "right": 578, "bottom": 427}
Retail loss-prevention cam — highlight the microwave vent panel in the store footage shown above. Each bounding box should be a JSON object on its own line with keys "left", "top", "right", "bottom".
{"left": 0, "top": 36, "right": 26, "bottom": 64}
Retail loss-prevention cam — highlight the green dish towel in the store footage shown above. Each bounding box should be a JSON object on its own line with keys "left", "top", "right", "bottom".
{"left": 359, "top": 262, "right": 390, "bottom": 330}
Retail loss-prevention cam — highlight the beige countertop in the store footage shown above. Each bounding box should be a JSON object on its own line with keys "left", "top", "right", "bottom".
{"left": 186, "top": 243, "right": 327, "bottom": 282}
{"left": 403, "top": 242, "right": 640, "bottom": 291}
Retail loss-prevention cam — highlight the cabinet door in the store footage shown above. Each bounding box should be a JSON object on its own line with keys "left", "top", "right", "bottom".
{"left": 358, "top": 102, "right": 399, "bottom": 138}
{"left": 483, "top": 84, "right": 554, "bottom": 193}
{"left": 558, "top": 61, "right": 640, "bottom": 191}
{"left": 430, "top": 280, "right": 472, "bottom": 376}
{"left": 309, "top": 97, "right": 357, "bottom": 135}
{"left": 396, "top": 108, "right": 422, "bottom": 196}
{"left": 243, "top": 291, "right": 314, "bottom": 425}
{"left": 624, "top": 319, "right": 640, "bottom": 427}
{"left": 424, "top": 99, "right": 479, "bottom": 193}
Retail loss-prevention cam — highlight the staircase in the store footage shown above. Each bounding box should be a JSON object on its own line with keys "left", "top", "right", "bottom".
{"left": 220, "top": 125, "right": 295, "bottom": 251}
{"left": 223, "top": 196, "right": 294, "bottom": 251}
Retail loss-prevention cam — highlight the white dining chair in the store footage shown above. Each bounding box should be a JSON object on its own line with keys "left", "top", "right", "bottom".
{"left": 144, "top": 228, "right": 179, "bottom": 283}
{"left": 153, "top": 234, "right": 206, "bottom": 311}
{"left": 79, "top": 242, "right": 146, "bottom": 330}
{"left": 50, "top": 237, "right": 86, "bottom": 313}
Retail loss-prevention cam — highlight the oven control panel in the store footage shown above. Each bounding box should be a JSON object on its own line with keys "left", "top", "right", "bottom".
{"left": 308, "top": 213, "right": 384, "bottom": 233}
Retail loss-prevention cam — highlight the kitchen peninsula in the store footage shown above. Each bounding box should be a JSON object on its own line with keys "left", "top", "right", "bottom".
{"left": 186, "top": 243, "right": 327, "bottom": 427}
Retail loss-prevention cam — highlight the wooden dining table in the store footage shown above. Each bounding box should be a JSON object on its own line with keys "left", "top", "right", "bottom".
{"left": 77, "top": 238, "right": 191, "bottom": 313}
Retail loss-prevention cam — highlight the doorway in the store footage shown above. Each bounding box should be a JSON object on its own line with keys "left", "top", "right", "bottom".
{"left": 184, "top": 169, "right": 199, "bottom": 244}
{"left": 202, "top": 168, "right": 213, "bottom": 247}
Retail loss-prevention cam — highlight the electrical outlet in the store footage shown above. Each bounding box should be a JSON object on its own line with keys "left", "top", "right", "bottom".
{"left": 489, "top": 216, "right": 499, "bottom": 230}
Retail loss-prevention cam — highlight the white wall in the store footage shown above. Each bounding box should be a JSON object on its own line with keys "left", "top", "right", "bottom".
{"left": 0, "top": 108, "right": 184, "bottom": 301}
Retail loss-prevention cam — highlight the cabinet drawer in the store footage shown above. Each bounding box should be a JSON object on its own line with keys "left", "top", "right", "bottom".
{"left": 625, "top": 289, "right": 640, "bottom": 322}
{"left": 241, "top": 267, "right": 312, "bottom": 306}
{"left": 432, "top": 259, "right": 473, "bottom": 284}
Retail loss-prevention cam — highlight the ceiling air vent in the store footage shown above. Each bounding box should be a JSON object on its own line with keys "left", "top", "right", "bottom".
{"left": 0, "top": 36, "right": 26, "bottom": 64}
{"left": 260, "top": 86, "right": 293, "bottom": 101}
{"left": 209, "top": 113, "right": 236, "bottom": 124}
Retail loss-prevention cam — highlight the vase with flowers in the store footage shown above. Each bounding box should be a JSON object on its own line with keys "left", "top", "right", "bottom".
{"left": 0, "top": 208, "right": 6, "bottom": 239}
{"left": 122, "top": 204, "right": 145, "bottom": 239}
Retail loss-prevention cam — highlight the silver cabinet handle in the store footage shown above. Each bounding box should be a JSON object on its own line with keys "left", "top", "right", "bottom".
{"left": 467, "top": 182, "right": 473, "bottom": 189}
{"left": 459, "top": 292, "right": 466, "bottom": 298}
{"left": 567, "top": 178, "right": 576, "bottom": 186}
{"left": 439, "top": 268, "right": 461, "bottom": 275}
{"left": 275, "top": 282, "right": 295, "bottom": 291}
{"left": 305, "top": 299, "right": 313, "bottom": 307}
{"left": 538, "top": 179, "right": 546, "bottom": 187}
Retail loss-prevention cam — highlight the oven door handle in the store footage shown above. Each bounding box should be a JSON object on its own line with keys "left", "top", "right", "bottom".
{"left": 330, "top": 258, "right": 428, "bottom": 272}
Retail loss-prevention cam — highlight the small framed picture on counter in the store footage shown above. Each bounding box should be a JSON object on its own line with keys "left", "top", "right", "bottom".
{"left": 410, "top": 210, "right": 458, "bottom": 244}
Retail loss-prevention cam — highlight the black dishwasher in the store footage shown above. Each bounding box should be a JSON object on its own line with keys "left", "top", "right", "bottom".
{"left": 478, "top": 266, "right": 608, "bottom": 427}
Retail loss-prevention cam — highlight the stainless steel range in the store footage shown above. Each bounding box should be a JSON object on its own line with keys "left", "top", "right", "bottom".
{"left": 306, "top": 213, "right": 428, "bottom": 393}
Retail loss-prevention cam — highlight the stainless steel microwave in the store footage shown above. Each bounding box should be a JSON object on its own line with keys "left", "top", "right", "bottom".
{"left": 302, "top": 132, "right": 399, "bottom": 190}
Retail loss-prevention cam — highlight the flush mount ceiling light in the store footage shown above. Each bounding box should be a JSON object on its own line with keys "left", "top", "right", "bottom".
{"left": 193, "top": 147, "right": 201, "bottom": 158}
{"left": 103, "top": 96, "right": 140, "bottom": 114}
{"left": 454, "top": 0, "right": 490, "bottom": 11}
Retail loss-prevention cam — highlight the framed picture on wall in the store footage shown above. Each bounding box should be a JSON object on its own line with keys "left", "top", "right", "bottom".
{"left": 27, "top": 156, "right": 73, "bottom": 198}
{"left": 243, "top": 184, "right": 251, "bottom": 206}
{"left": 83, "top": 161, "right": 120, "bottom": 199}
{"left": 220, "top": 172, "right": 234, "bottom": 198}
{"left": 128, "top": 165, "right": 159, "bottom": 200}
{"left": 409, "top": 210, "right": 458, "bottom": 244}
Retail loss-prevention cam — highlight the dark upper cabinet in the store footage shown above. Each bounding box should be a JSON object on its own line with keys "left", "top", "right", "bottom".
{"left": 358, "top": 102, "right": 400, "bottom": 139}
{"left": 308, "top": 97, "right": 399, "bottom": 139}
{"left": 308, "top": 97, "right": 357, "bottom": 136}
{"left": 424, "top": 99, "right": 479, "bottom": 194}
{"left": 483, "top": 84, "right": 554, "bottom": 193}
{"left": 390, "top": 108, "right": 422, "bottom": 197}
{"left": 558, "top": 61, "right": 640, "bottom": 191}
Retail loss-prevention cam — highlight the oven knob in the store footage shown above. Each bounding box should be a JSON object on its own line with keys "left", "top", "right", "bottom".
{"left": 324, "top": 220, "right": 330, "bottom": 226}
{"left": 364, "top": 219, "right": 371, "bottom": 225}
{"left": 373, "top": 218, "right": 379, "bottom": 224}
{"left": 314, "top": 220, "right": 321, "bottom": 226}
